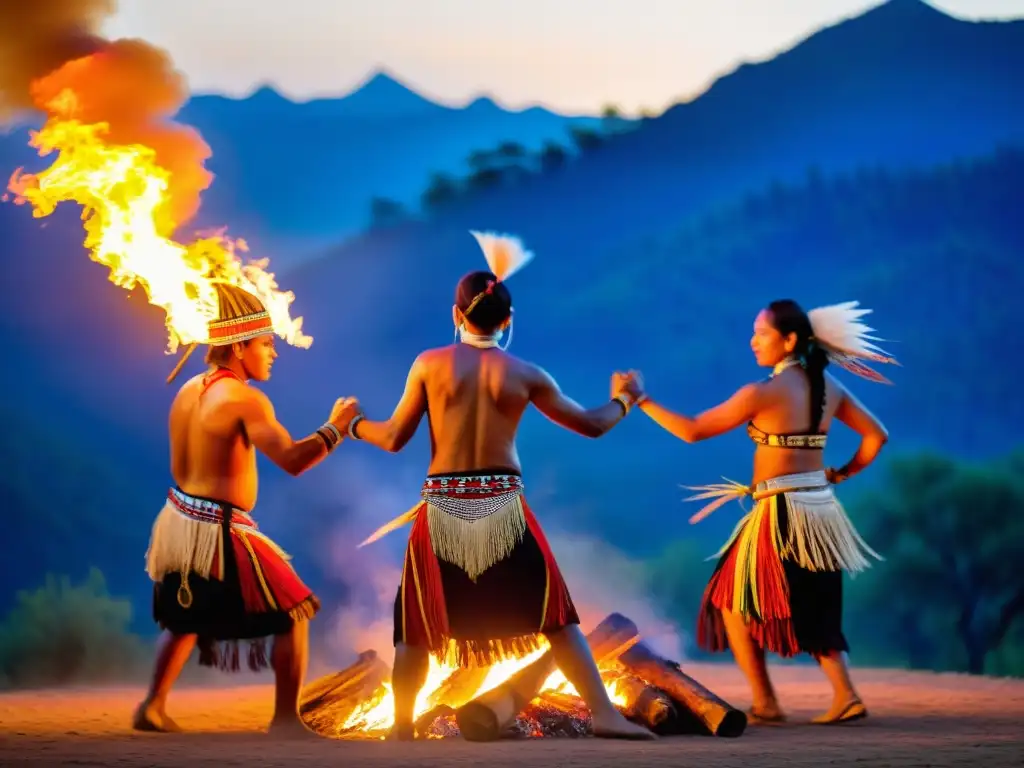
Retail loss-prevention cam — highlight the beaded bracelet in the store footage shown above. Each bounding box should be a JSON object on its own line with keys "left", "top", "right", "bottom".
{"left": 316, "top": 422, "right": 343, "bottom": 452}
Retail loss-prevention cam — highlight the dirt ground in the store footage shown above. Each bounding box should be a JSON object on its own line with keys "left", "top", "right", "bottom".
{"left": 1, "top": 663, "right": 1022, "bottom": 767}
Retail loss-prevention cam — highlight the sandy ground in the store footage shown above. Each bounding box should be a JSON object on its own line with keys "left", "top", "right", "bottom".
{"left": 1, "top": 663, "right": 1022, "bottom": 767}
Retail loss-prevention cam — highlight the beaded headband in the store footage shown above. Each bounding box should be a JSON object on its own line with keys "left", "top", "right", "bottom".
{"left": 205, "top": 310, "right": 275, "bottom": 346}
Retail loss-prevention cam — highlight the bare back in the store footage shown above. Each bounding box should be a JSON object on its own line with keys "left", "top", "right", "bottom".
{"left": 749, "top": 369, "right": 845, "bottom": 484}
{"left": 169, "top": 372, "right": 258, "bottom": 510}
{"left": 420, "top": 345, "right": 540, "bottom": 474}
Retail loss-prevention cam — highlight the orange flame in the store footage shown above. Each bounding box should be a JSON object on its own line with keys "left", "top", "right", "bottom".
{"left": 338, "top": 640, "right": 629, "bottom": 738}
{"left": 4, "top": 42, "right": 310, "bottom": 354}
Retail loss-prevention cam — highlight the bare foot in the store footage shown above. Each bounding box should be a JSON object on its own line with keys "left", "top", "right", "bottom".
{"left": 132, "top": 702, "right": 183, "bottom": 733}
{"left": 812, "top": 698, "right": 868, "bottom": 725}
{"left": 591, "top": 710, "right": 657, "bottom": 740}
{"left": 748, "top": 703, "right": 787, "bottom": 725}
{"left": 266, "top": 718, "right": 322, "bottom": 740}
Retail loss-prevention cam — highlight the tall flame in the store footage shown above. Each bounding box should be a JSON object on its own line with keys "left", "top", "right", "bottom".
{"left": 7, "top": 97, "right": 311, "bottom": 353}
{"left": 1, "top": 8, "right": 310, "bottom": 354}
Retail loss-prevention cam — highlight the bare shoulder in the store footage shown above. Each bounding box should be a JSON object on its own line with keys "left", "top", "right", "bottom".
{"left": 170, "top": 373, "right": 204, "bottom": 410}
{"left": 509, "top": 355, "right": 548, "bottom": 384}
{"left": 411, "top": 347, "right": 448, "bottom": 377}
{"left": 416, "top": 346, "right": 448, "bottom": 365}
{"left": 734, "top": 378, "right": 767, "bottom": 405}
{"left": 208, "top": 380, "right": 271, "bottom": 423}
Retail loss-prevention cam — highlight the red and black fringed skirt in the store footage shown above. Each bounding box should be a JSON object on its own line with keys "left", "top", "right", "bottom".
{"left": 149, "top": 488, "right": 320, "bottom": 671}
{"left": 392, "top": 469, "right": 579, "bottom": 666}
{"left": 697, "top": 492, "right": 849, "bottom": 659}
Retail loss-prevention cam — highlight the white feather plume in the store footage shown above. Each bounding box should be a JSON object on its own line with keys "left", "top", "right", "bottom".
{"left": 807, "top": 301, "right": 900, "bottom": 383}
{"left": 469, "top": 230, "right": 535, "bottom": 282}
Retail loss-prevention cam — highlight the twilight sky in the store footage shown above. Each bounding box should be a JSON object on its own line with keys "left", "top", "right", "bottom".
{"left": 102, "top": 0, "right": 1024, "bottom": 114}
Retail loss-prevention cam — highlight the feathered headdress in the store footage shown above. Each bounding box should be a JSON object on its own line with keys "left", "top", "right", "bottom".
{"left": 459, "top": 231, "right": 535, "bottom": 324}
{"left": 165, "top": 283, "right": 273, "bottom": 384}
{"left": 807, "top": 301, "right": 900, "bottom": 384}
{"left": 469, "top": 230, "right": 535, "bottom": 282}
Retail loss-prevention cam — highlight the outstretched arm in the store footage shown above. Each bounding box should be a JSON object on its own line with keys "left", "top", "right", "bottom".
{"left": 238, "top": 390, "right": 357, "bottom": 476}
{"left": 529, "top": 367, "right": 634, "bottom": 438}
{"left": 350, "top": 355, "right": 428, "bottom": 453}
{"left": 827, "top": 378, "right": 889, "bottom": 483}
{"left": 638, "top": 383, "right": 761, "bottom": 443}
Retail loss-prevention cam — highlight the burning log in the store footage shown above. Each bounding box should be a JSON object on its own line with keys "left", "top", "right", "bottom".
{"left": 617, "top": 641, "right": 747, "bottom": 738}
{"left": 413, "top": 666, "right": 492, "bottom": 733}
{"left": 614, "top": 675, "right": 683, "bottom": 735}
{"left": 299, "top": 649, "right": 391, "bottom": 733}
{"left": 427, "top": 666, "right": 492, "bottom": 710}
{"left": 455, "top": 613, "right": 640, "bottom": 742}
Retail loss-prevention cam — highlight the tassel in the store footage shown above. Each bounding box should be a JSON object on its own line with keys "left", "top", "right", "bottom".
{"left": 681, "top": 478, "right": 751, "bottom": 524}
{"left": 522, "top": 500, "right": 574, "bottom": 631}
{"left": 779, "top": 488, "right": 883, "bottom": 573}
{"left": 145, "top": 501, "right": 221, "bottom": 583}
{"left": 469, "top": 231, "right": 535, "bottom": 282}
{"left": 426, "top": 497, "right": 527, "bottom": 581}
{"left": 358, "top": 502, "right": 422, "bottom": 548}
{"left": 248, "top": 639, "right": 269, "bottom": 671}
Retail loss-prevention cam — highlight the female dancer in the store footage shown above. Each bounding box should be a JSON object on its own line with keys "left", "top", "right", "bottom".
{"left": 629, "top": 299, "right": 897, "bottom": 724}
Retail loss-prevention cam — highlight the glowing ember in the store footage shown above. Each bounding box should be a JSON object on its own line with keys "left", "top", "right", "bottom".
{"left": 323, "top": 640, "right": 630, "bottom": 739}
{"left": 6, "top": 88, "right": 310, "bottom": 354}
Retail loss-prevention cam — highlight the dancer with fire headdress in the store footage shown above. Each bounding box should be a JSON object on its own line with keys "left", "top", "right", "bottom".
{"left": 136, "top": 283, "right": 359, "bottom": 736}
{"left": 628, "top": 300, "right": 897, "bottom": 725}
{"left": 351, "top": 232, "right": 655, "bottom": 741}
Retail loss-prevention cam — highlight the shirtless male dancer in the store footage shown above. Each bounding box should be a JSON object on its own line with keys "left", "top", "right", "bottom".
{"left": 350, "top": 232, "right": 655, "bottom": 740}
{"left": 135, "top": 283, "right": 359, "bottom": 736}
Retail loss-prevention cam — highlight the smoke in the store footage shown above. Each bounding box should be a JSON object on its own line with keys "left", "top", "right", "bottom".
{"left": 260, "top": 456, "right": 686, "bottom": 673}
{"left": 0, "top": 0, "right": 213, "bottom": 233}
{"left": 258, "top": 455, "right": 423, "bottom": 670}
{"left": 0, "top": 0, "right": 112, "bottom": 118}
{"left": 544, "top": 530, "right": 687, "bottom": 662}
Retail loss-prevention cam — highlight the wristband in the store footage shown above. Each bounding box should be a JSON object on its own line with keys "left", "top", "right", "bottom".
{"left": 317, "top": 422, "right": 343, "bottom": 452}
{"left": 612, "top": 394, "right": 633, "bottom": 415}
{"left": 348, "top": 413, "right": 365, "bottom": 440}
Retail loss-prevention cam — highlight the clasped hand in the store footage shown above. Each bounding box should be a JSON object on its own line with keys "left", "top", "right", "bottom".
{"left": 329, "top": 396, "right": 361, "bottom": 432}
{"left": 611, "top": 369, "right": 645, "bottom": 403}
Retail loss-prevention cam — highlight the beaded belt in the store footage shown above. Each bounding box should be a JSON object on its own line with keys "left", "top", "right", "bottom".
{"left": 168, "top": 487, "right": 257, "bottom": 528}
{"left": 421, "top": 474, "right": 524, "bottom": 521}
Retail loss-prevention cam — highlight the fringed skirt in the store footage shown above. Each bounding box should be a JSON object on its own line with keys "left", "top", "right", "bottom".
{"left": 145, "top": 487, "right": 320, "bottom": 671}
{"left": 696, "top": 470, "right": 882, "bottom": 658}
{"left": 392, "top": 469, "right": 579, "bottom": 666}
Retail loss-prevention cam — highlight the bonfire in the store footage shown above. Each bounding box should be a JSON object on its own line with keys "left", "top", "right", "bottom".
{"left": 300, "top": 613, "right": 748, "bottom": 741}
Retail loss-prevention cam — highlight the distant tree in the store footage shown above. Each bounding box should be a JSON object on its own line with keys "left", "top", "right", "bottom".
{"left": 462, "top": 148, "right": 508, "bottom": 189}
{"left": 0, "top": 568, "right": 148, "bottom": 688}
{"left": 569, "top": 125, "right": 603, "bottom": 153}
{"left": 845, "top": 452, "right": 1024, "bottom": 676}
{"left": 493, "top": 141, "right": 531, "bottom": 179}
{"left": 420, "top": 173, "right": 460, "bottom": 211}
{"left": 467, "top": 167, "right": 503, "bottom": 190}
{"left": 368, "top": 196, "right": 407, "bottom": 228}
{"left": 539, "top": 141, "right": 569, "bottom": 172}
{"left": 466, "top": 149, "right": 497, "bottom": 174}
{"left": 495, "top": 141, "right": 527, "bottom": 162}
{"left": 600, "top": 103, "right": 631, "bottom": 135}
{"left": 645, "top": 538, "right": 716, "bottom": 651}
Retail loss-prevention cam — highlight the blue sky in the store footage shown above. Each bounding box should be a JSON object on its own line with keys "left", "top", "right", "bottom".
{"left": 104, "top": 0, "right": 1024, "bottom": 114}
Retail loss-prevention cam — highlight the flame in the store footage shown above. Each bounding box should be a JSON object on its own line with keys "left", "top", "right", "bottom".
{"left": 5, "top": 87, "right": 311, "bottom": 354}
{"left": 338, "top": 640, "right": 629, "bottom": 738}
